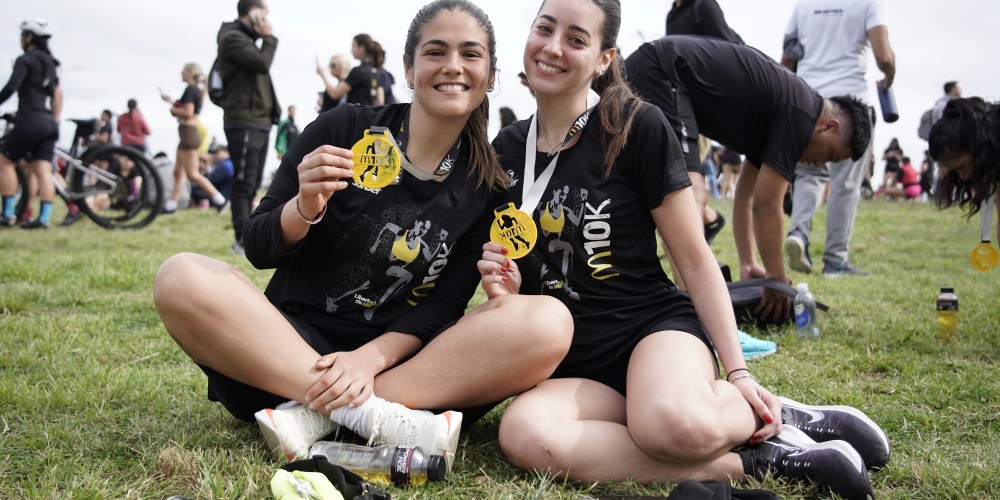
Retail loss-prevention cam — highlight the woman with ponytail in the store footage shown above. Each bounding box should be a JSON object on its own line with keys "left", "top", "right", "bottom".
{"left": 161, "top": 62, "right": 227, "bottom": 213}
{"left": 481, "top": 1, "right": 878, "bottom": 498}
{"left": 153, "top": 0, "right": 570, "bottom": 471}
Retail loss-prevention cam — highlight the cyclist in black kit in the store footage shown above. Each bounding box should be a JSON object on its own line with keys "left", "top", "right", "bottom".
{"left": 0, "top": 18, "right": 63, "bottom": 228}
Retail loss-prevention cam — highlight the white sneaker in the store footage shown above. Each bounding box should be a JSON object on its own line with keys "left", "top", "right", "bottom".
{"left": 255, "top": 401, "right": 339, "bottom": 461}
{"left": 366, "top": 401, "right": 463, "bottom": 472}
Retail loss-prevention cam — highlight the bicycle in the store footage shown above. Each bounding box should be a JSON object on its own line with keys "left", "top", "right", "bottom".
{"left": 1, "top": 113, "right": 164, "bottom": 229}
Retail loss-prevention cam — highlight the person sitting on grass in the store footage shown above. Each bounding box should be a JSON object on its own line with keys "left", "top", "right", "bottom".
{"left": 153, "top": 0, "right": 571, "bottom": 472}
{"left": 929, "top": 97, "right": 1000, "bottom": 236}
{"left": 484, "top": 1, "right": 888, "bottom": 499}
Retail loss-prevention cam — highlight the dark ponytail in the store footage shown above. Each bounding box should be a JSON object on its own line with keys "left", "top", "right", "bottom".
{"left": 588, "top": 0, "right": 643, "bottom": 177}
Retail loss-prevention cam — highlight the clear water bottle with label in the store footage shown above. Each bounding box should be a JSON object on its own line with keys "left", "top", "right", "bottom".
{"left": 794, "top": 283, "right": 820, "bottom": 339}
{"left": 936, "top": 286, "right": 959, "bottom": 343}
{"left": 308, "top": 442, "right": 446, "bottom": 486}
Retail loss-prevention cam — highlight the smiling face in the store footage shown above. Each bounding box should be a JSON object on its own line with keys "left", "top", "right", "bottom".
{"left": 523, "top": 0, "right": 613, "bottom": 101}
{"left": 404, "top": 9, "right": 493, "bottom": 123}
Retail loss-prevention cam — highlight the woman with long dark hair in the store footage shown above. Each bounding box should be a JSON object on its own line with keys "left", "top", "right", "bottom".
{"left": 482, "top": 1, "right": 884, "bottom": 498}
{"left": 153, "top": 0, "right": 570, "bottom": 471}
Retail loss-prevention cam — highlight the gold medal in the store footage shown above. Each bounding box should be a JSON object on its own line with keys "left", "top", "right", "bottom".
{"left": 351, "top": 128, "right": 401, "bottom": 189}
{"left": 969, "top": 241, "right": 999, "bottom": 272}
{"left": 490, "top": 202, "right": 538, "bottom": 259}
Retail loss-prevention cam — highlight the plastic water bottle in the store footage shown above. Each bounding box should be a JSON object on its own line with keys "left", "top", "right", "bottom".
{"left": 793, "top": 283, "right": 820, "bottom": 339}
{"left": 308, "top": 442, "right": 446, "bottom": 486}
{"left": 936, "top": 286, "right": 959, "bottom": 343}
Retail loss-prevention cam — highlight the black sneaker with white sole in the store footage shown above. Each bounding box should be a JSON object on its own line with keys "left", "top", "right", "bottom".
{"left": 741, "top": 425, "right": 873, "bottom": 500}
{"left": 780, "top": 396, "right": 890, "bottom": 470}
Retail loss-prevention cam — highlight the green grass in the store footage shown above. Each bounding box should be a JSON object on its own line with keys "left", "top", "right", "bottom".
{"left": 1, "top": 199, "right": 998, "bottom": 499}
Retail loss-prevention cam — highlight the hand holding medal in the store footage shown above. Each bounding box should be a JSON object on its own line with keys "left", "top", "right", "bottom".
{"left": 295, "top": 144, "right": 356, "bottom": 219}
{"left": 969, "top": 195, "right": 998, "bottom": 272}
{"left": 351, "top": 127, "right": 402, "bottom": 189}
{"left": 490, "top": 202, "right": 538, "bottom": 259}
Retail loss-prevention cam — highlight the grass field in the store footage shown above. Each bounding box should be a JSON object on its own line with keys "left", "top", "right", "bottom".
{"left": 1, "top": 198, "right": 998, "bottom": 499}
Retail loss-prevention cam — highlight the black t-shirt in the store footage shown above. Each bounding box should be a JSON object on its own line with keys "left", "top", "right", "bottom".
{"left": 627, "top": 36, "right": 823, "bottom": 180}
{"left": 319, "top": 90, "right": 342, "bottom": 113}
{"left": 493, "top": 103, "right": 696, "bottom": 373}
{"left": 180, "top": 84, "right": 202, "bottom": 116}
{"left": 666, "top": 0, "right": 744, "bottom": 45}
{"left": 345, "top": 62, "right": 379, "bottom": 106}
{"left": 244, "top": 104, "right": 502, "bottom": 346}
{"left": 0, "top": 50, "right": 59, "bottom": 113}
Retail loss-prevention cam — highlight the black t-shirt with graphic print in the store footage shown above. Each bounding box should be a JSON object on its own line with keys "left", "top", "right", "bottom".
{"left": 245, "top": 103, "right": 501, "bottom": 347}
{"left": 493, "top": 103, "right": 696, "bottom": 372}
{"left": 628, "top": 35, "right": 823, "bottom": 180}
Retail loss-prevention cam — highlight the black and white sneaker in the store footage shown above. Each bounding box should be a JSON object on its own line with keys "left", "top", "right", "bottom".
{"left": 780, "top": 396, "right": 890, "bottom": 470}
{"left": 741, "top": 425, "right": 873, "bottom": 500}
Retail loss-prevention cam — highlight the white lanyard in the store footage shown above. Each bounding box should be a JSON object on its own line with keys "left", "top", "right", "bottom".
{"left": 982, "top": 195, "right": 995, "bottom": 243}
{"left": 520, "top": 91, "right": 600, "bottom": 213}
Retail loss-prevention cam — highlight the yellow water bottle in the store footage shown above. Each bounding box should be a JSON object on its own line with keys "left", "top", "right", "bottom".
{"left": 936, "top": 286, "right": 959, "bottom": 343}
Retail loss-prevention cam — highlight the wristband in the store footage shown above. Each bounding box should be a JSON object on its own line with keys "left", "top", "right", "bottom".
{"left": 295, "top": 197, "right": 327, "bottom": 225}
{"left": 729, "top": 373, "right": 757, "bottom": 384}
{"left": 726, "top": 367, "right": 750, "bottom": 381}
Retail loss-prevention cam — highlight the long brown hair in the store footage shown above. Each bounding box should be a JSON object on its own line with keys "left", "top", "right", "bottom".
{"left": 929, "top": 97, "right": 1000, "bottom": 217}
{"left": 587, "top": 0, "right": 644, "bottom": 177}
{"left": 403, "top": 0, "right": 507, "bottom": 191}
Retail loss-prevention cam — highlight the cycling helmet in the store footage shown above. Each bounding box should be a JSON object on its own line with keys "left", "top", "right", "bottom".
{"left": 20, "top": 18, "right": 53, "bottom": 37}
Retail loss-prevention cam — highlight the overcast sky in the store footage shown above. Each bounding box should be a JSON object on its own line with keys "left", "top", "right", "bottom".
{"left": 1, "top": 0, "right": 997, "bottom": 184}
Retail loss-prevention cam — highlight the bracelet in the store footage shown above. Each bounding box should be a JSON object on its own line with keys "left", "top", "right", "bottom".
{"left": 295, "top": 197, "right": 327, "bottom": 225}
{"left": 729, "top": 373, "right": 757, "bottom": 384}
{"left": 726, "top": 367, "right": 751, "bottom": 381}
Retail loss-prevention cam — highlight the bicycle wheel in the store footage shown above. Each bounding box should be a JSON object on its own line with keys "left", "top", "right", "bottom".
{"left": 72, "top": 145, "right": 163, "bottom": 229}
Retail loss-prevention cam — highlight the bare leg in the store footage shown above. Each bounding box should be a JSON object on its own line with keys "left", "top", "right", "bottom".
{"left": 182, "top": 148, "right": 222, "bottom": 199}
{"left": 499, "top": 331, "right": 752, "bottom": 484}
{"left": 154, "top": 253, "right": 328, "bottom": 403}
{"left": 0, "top": 154, "right": 16, "bottom": 197}
{"left": 170, "top": 147, "right": 187, "bottom": 203}
{"left": 376, "top": 294, "right": 572, "bottom": 409}
{"left": 155, "top": 253, "right": 573, "bottom": 415}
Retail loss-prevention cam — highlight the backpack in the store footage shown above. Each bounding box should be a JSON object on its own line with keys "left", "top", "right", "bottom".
{"left": 207, "top": 58, "right": 224, "bottom": 106}
{"left": 727, "top": 278, "right": 829, "bottom": 328}
{"left": 917, "top": 108, "right": 934, "bottom": 141}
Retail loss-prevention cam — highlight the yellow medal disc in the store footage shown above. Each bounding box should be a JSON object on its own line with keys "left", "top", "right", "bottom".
{"left": 969, "top": 241, "right": 999, "bottom": 271}
{"left": 490, "top": 203, "right": 538, "bottom": 259}
{"left": 351, "top": 128, "right": 401, "bottom": 189}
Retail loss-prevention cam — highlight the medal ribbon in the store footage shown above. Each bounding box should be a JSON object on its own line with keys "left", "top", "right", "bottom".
{"left": 393, "top": 109, "right": 462, "bottom": 179}
{"left": 520, "top": 91, "right": 600, "bottom": 213}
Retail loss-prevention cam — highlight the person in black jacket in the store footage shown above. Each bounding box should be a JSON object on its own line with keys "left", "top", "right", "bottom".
{"left": 153, "top": 0, "right": 571, "bottom": 472}
{"left": 0, "top": 18, "right": 63, "bottom": 228}
{"left": 217, "top": 0, "right": 280, "bottom": 255}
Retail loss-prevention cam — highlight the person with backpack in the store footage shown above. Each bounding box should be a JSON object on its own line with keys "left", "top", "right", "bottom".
{"left": 275, "top": 105, "right": 299, "bottom": 160}
{"left": 0, "top": 18, "right": 62, "bottom": 229}
{"left": 216, "top": 0, "right": 280, "bottom": 255}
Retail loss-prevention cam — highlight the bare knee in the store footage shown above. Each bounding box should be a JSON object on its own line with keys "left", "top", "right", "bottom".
{"left": 500, "top": 294, "right": 572, "bottom": 359}
{"left": 631, "top": 402, "right": 729, "bottom": 462}
{"left": 499, "top": 402, "right": 567, "bottom": 473}
{"left": 153, "top": 253, "right": 237, "bottom": 326}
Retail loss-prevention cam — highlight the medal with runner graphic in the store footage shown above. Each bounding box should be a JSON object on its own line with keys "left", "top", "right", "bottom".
{"left": 969, "top": 196, "right": 998, "bottom": 271}
{"left": 351, "top": 127, "right": 401, "bottom": 189}
{"left": 490, "top": 202, "right": 538, "bottom": 259}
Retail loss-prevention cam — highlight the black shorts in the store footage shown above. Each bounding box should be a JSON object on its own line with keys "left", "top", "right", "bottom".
{"left": 626, "top": 47, "right": 701, "bottom": 173}
{"left": 550, "top": 296, "right": 713, "bottom": 396}
{"left": 1, "top": 111, "right": 59, "bottom": 163}
{"left": 202, "top": 312, "right": 500, "bottom": 429}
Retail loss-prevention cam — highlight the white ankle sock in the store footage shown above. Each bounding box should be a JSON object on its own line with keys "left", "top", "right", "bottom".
{"left": 212, "top": 193, "right": 226, "bottom": 206}
{"left": 329, "top": 395, "right": 384, "bottom": 437}
{"left": 164, "top": 199, "right": 178, "bottom": 211}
